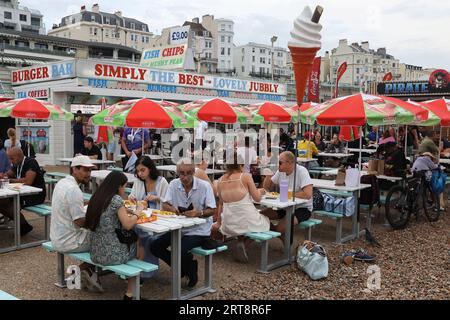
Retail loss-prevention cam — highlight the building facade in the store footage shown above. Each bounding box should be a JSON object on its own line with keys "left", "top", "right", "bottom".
{"left": 0, "top": 0, "right": 45, "bottom": 34}
{"left": 330, "top": 39, "right": 400, "bottom": 89}
{"left": 48, "top": 4, "right": 152, "bottom": 51}
{"left": 234, "top": 42, "right": 290, "bottom": 81}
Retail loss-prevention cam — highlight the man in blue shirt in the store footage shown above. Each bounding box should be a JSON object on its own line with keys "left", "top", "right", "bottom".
{"left": 367, "top": 126, "right": 381, "bottom": 143}
{"left": 120, "top": 127, "right": 150, "bottom": 169}
{"left": 150, "top": 158, "right": 216, "bottom": 288}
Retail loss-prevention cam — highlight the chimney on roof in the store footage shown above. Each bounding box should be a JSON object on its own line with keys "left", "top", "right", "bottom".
{"left": 338, "top": 39, "right": 348, "bottom": 47}
{"left": 115, "top": 11, "right": 122, "bottom": 17}
{"left": 377, "top": 47, "right": 386, "bottom": 56}
{"left": 361, "top": 41, "right": 369, "bottom": 51}
{"left": 192, "top": 17, "right": 199, "bottom": 23}
{"left": 80, "top": 5, "right": 86, "bottom": 12}
{"left": 92, "top": 3, "right": 99, "bottom": 13}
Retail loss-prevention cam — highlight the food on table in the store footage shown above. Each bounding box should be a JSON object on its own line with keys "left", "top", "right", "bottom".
{"left": 152, "top": 209, "right": 178, "bottom": 216}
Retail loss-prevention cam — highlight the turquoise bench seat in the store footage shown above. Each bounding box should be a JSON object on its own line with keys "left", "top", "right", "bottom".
{"left": 42, "top": 241, "right": 157, "bottom": 300}
{"left": 21, "top": 204, "right": 51, "bottom": 246}
{"left": 298, "top": 218, "right": 322, "bottom": 241}
{"left": 45, "top": 172, "right": 68, "bottom": 179}
{"left": 0, "top": 290, "right": 19, "bottom": 300}
{"left": 191, "top": 245, "right": 228, "bottom": 256}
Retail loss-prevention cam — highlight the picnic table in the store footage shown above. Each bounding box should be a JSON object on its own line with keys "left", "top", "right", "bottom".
{"left": 137, "top": 213, "right": 207, "bottom": 300}
{"left": 0, "top": 185, "right": 43, "bottom": 254}
{"left": 311, "top": 178, "right": 371, "bottom": 243}
{"left": 256, "top": 196, "right": 309, "bottom": 271}
{"left": 347, "top": 148, "right": 377, "bottom": 154}
{"left": 317, "top": 153, "right": 353, "bottom": 158}
{"left": 57, "top": 158, "right": 115, "bottom": 170}
{"left": 321, "top": 168, "right": 404, "bottom": 182}
{"left": 90, "top": 170, "right": 137, "bottom": 193}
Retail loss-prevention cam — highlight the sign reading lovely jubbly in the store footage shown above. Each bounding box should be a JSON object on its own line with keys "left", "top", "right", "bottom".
{"left": 11, "top": 60, "right": 286, "bottom": 97}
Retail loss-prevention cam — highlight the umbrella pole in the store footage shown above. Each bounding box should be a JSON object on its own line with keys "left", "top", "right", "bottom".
{"left": 439, "top": 126, "right": 443, "bottom": 153}
{"left": 142, "top": 128, "right": 144, "bottom": 156}
{"left": 28, "top": 119, "right": 30, "bottom": 157}
{"left": 212, "top": 122, "right": 216, "bottom": 173}
{"left": 404, "top": 125, "right": 408, "bottom": 158}
{"left": 359, "top": 127, "right": 362, "bottom": 187}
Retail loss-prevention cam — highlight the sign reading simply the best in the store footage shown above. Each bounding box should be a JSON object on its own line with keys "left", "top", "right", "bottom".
{"left": 11, "top": 61, "right": 76, "bottom": 85}
{"left": 140, "top": 44, "right": 188, "bottom": 69}
{"left": 79, "top": 61, "right": 286, "bottom": 95}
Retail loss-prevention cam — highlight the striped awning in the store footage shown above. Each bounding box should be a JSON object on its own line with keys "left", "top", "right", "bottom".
{"left": 23, "top": 58, "right": 47, "bottom": 65}
{"left": 2, "top": 56, "right": 24, "bottom": 64}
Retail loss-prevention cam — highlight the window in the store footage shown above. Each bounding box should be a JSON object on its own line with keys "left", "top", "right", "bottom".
{"left": 241, "top": 56, "right": 244, "bottom": 62}
{"left": 268, "top": 59, "right": 271, "bottom": 65}
{"left": 356, "top": 68, "right": 360, "bottom": 74}
{"left": 252, "top": 56, "right": 255, "bottom": 62}
{"left": 63, "top": 33, "right": 66, "bottom": 38}
{"left": 91, "top": 16, "right": 95, "bottom": 22}
{"left": 146, "top": 36, "right": 149, "bottom": 43}
{"left": 142, "top": 25, "right": 146, "bottom": 31}
{"left": 105, "top": 30, "right": 109, "bottom": 37}
{"left": 277, "top": 52, "right": 283, "bottom": 57}
{"left": 252, "top": 65, "right": 255, "bottom": 72}
{"left": 266, "top": 68, "right": 270, "bottom": 74}
{"left": 260, "top": 48, "right": 265, "bottom": 54}
{"left": 241, "top": 48, "right": 244, "bottom": 54}
{"left": 221, "top": 24, "right": 225, "bottom": 30}
{"left": 131, "top": 22, "right": 135, "bottom": 29}
{"left": 105, "top": 18, "right": 110, "bottom": 24}
{"left": 242, "top": 66, "right": 245, "bottom": 73}
{"left": 252, "top": 47, "right": 255, "bottom": 53}
{"left": 90, "top": 27, "right": 93, "bottom": 35}
{"left": 142, "top": 36, "right": 145, "bottom": 42}
{"left": 93, "top": 28, "right": 97, "bottom": 36}
{"left": 20, "top": 14, "right": 27, "bottom": 22}
{"left": 260, "top": 57, "right": 265, "bottom": 64}
{"left": 221, "top": 35, "right": 225, "bottom": 42}
{"left": 221, "top": 47, "right": 225, "bottom": 55}
{"left": 260, "top": 67, "right": 265, "bottom": 74}
{"left": 365, "top": 58, "right": 368, "bottom": 63}
{"left": 228, "top": 36, "right": 231, "bottom": 43}
{"left": 227, "top": 48, "right": 231, "bottom": 55}
{"left": 4, "top": 12, "right": 12, "bottom": 19}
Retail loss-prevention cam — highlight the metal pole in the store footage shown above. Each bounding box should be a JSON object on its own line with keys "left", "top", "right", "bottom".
{"left": 404, "top": 125, "right": 408, "bottom": 158}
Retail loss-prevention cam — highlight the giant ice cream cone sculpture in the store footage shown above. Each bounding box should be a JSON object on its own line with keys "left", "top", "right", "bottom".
{"left": 288, "top": 6, "right": 323, "bottom": 105}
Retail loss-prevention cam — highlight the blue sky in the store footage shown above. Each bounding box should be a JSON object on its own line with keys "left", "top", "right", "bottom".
{"left": 20, "top": 0, "right": 450, "bottom": 69}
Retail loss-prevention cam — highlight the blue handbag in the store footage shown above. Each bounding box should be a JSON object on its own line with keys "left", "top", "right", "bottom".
{"left": 431, "top": 169, "right": 447, "bottom": 194}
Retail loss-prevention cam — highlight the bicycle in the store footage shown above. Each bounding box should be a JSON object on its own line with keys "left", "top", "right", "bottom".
{"left": 385, "top": 171, "right": 441, "bottom": 229}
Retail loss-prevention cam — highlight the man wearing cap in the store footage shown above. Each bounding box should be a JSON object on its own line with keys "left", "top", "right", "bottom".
{"left": 50, "top": 155, "right": 103, "bottom": 292}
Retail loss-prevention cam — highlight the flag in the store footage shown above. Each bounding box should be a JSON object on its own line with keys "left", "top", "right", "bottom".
{"left": 383, "top": 72, "right": 393, "bottom": 81}
{"left": 334, "top": 62, "right": 347, "bottom": 98}
{"left": 340, "top": 126, "right": 361, "bottom": 142}
{"left": 307, "top": 57, "right": 321, "bottom": 102}
{"left": 96, "top": 97, "right": 112, "bottom": 144}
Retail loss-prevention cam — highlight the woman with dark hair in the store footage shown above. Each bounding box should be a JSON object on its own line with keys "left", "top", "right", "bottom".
{"left": 84, "top": 170, "right": 143, "bottom": 300}
{"left": 129, "top": 156, "right": 168, "bottom": 209}
{"left": 128, "top": 156, "right": 168, "bottom": 278}
{"left": 216, "top": 154, "right": 269, "bottom": 263}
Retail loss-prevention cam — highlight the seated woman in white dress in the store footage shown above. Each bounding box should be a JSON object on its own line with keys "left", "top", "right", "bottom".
{"left": 216, "top": 155, "right": 269, "bottom": 263}
{"left": 129, "top": 156, "right": 169, "bottom": 279}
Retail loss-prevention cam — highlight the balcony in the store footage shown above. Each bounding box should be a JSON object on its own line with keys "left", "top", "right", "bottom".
{"left": 2, "top": 43, "right": 75, "bottom": 57}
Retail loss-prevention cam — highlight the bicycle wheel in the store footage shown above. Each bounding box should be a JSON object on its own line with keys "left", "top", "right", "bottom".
{"left": 385, "top": 185, "right": 410, "bottom": 229}
{"left": 422, "top": 182, "right": 441, "bottom": 222}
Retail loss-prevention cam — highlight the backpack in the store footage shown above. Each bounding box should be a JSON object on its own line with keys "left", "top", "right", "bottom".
{"left": 20, "top": 140, "right": 36, "bottom": 158}
{"left": 430, "top": 169, "right": 447, "bottom": 194}
{"left": 312, "top": 188, "right": 324, "bottom": 211}
{"left": 360, "top": 174, "right": 380, "bottom": 206}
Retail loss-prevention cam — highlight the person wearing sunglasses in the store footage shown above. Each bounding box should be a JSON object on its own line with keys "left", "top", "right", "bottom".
{"left": 262, "top": 151, "right": 313, "bottom": 244}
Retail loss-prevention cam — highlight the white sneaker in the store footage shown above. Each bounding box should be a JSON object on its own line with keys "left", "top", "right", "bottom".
{"left": 234, "top": 242, "right": 249, "bottom": 263}
{"left": 81, "top": 270, "right": 105, "bottom": 293}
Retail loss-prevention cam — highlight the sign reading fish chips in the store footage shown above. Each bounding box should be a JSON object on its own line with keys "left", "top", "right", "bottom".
{"left": 140, "top": 44, "right": 187, "bottom": 70}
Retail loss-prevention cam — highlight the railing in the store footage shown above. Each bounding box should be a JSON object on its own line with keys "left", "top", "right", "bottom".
{"left": 3, "top": 43, "right": 75, "bottom": 57}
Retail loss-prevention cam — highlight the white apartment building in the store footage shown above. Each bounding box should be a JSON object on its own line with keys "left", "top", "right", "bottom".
{"left": 203, "top": 16, "right": 234, "bottom": 74}
{"left": 234, "top": 42, "right": 290, "bottom": 80}
{"left": 330, "top": 39, "right": 400, "bottom": 88}
{"left": 48, "top": 4, "right": 152, "bottom": 51}
{"left": 399, "top": 64, "right": 432, "bottom": 81}
{"left": 0, "top": 0, "right": 45, "bottom": 34}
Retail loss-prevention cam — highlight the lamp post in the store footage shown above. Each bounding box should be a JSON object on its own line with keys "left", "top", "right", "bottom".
{"left": 270, "top": 36, "right": 277, "bottom": 81}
